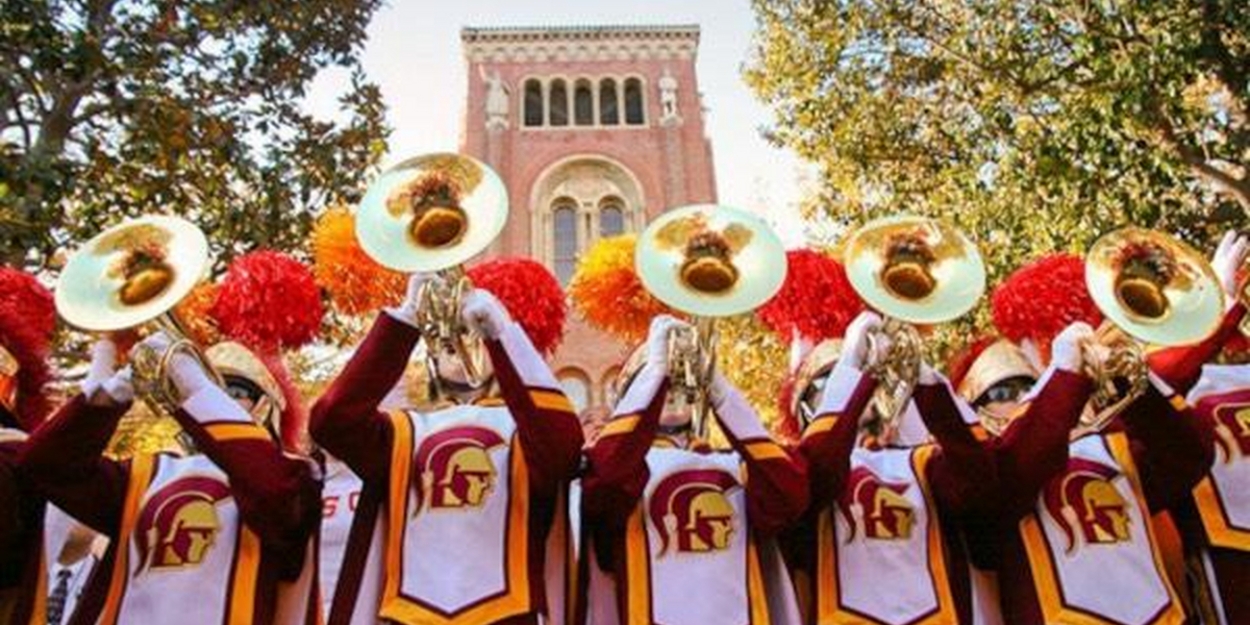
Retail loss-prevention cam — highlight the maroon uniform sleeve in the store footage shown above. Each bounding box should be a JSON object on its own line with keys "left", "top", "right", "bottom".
{"left": 913, "top": 382, "right": 997, "bottom": 519}
{"left": 991, "top": 370, "right": 1094, "bottom": 519}
{"left": 797, "top": 368, "right": 877, "bottom": 507}
{"left": 310, "top": 313, "right": 421, "bottom": 484}
{"left": 581, "top": 367, "right": 667, "bottom": 529}
{"left": 172, "top": 388, "right": 321, "bottom": 571}
{"left": 1147, "top": 303, "right": 1246, "bottom": 395}
{"left": 483, "top": 322, "right": 584, "bottom": 498}
{"left": 715, "top": 389, "right": 809, "bottom": 537}
{"left": 18, "top": 394, "right": 131, "bottom": 535}
{"left": 1121, "top": 380, "right": 1216, "bottom": 512}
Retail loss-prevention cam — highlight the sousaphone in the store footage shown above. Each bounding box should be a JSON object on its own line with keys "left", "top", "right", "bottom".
{"left": 1081, "top": 227, "right": 1224, "bottom": 428}
{"left": 56, "top": 215, "right": 223, "bottom": 439}
{"left": 844, "top": 215, "right": 986, "bottom": 437}
{"left": 635, "top": 204, "right": 787, "bottom": 440}
{"left": 355, "top": 153, "right": 508, "bottom": 393}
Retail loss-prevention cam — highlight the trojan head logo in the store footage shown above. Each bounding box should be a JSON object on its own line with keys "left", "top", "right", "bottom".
{"left": 414, "top": 426, "right": 506, "bottom": 511}
{"left": 1043, "top": 458, "right": 1131, "bottom": 553}
{"left": 649, "top": 469, "right": 740, "bottom": 556}
{"left": 1212, "top": 403, "right": 1250, "bottom": 463}
{"left": 837, "top": 466, "right": 915, "bottom": 541}
{"left": 135, "top": 477, "right": 232, "bottom": 575}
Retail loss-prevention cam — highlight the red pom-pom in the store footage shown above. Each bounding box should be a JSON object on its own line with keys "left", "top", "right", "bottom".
{"left": 991, "top": 254, "right": 1103, "bottom": 354}
{"left": 468, "top": 258, "right": 567, "bottom": 356}
{"left": 947, "top": 335, "right": 997, "bottom": 391}
{"left": 758, "top": 249, "right": 864, "bottom": 342}
{"left": 0, "top": 267, "right": 55, "bottom": 429}
{"left": 212, "top": 251, "right": 324, "bottom": 351}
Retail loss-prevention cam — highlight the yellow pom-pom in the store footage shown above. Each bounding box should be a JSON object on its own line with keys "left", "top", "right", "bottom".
{"left": 568, "top": 234, "right": 675, "bottom": 343}
{"left": 311, "top": 206, "right": 406, "bottom": 316}
{"left": 174, "top": 282, "right": 222, "bottom": 346}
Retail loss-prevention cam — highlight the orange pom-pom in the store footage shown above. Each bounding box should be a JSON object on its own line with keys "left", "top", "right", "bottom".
{"left": 311, "top": 207, "right": 406, "bottom": 316}
{"left": 991, "top": 254, "right": 1103, "bottom": 354}
{"left": 568, "top": 235, "right": 675, "bottom": 343}
{"left": 758, "top": 249, "right": 864, "bottom": 342}
{"left": 174, "top": 283, "right": 222, "bottom": 346}
{"left": 213, "top": 251, "right": 324, "bottom": 350}
{"left": 468, "top": 258, "right": 567, "bottom": 355}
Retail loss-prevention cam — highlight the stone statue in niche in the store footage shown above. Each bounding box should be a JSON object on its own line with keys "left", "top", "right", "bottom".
{"left": 481, "top": 67, "right": 510, "bottom": 130}
{"left": 659, "top": 68, "right": 680, "bottom": 123}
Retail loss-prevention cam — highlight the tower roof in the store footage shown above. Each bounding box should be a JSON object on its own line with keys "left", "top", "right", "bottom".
{"left": 461, "top": 24, "right": 700, "bottom": 62}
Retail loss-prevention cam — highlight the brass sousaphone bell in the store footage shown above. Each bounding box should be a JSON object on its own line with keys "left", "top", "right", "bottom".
{"left": 355, "top": 153, "right": 508, "bottom": 394}
{"left": 56, "top": 216, "right": 224, "bottom": 441}
{"left": 1082, "top": 227, "right": 1224, "bottom": 428}
{"left": 844, "top": 215, "right": 987, "bottom": 437}
{"left": 636, "top": 204, "right": 787, "bottom": 440}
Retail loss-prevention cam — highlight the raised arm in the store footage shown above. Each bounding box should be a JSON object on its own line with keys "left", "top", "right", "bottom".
{"left": 796, "top": 364, "right": 875, "bottom": 509}
{"left": 1122, "top": 374, "right": 1215, "bottom": 512}
{"left": 19, "top": 394, "right": 131, "bottom": 536}
{"left": 990, "top": 324, "right": 1096, "bottom": 519}
{"left": 991, "top": 369, "right": 1093, "bottom": 519}
{"left": 581, "top": 362, "right": 667, "bottom": 528}
{"left": 310, "top": 311, "right": 420, "bottom": 483}
{"left": 466, "top": 290, "right": 583, "bottom": 498}
{"left": 913, "top": 369, "right": 997, "bottom": 520}
{"left": 1148, "top": 303, "right": 1245, "bottom": 395}
{"left": 713, "top": 375, "right": 809, "bottom": 536}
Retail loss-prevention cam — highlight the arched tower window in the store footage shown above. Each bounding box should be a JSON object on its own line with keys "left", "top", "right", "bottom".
{"left": 558, "top": 369, "right": 591, "bottom": 414}
{"left": 599, "top": 197, "right": 626, "bottom": 237}
{"left": 552, "top": 199, "right": 579, "bottom": 284}
{"left": 599, "top": 79, "right": 619, "bottom": 125}
{"left": 524, "top": 79, "right": 544, "bottom": 127}
{"left": 574, "top": 79, "right": 594, "bottom": 126}
{"left": 624, "top": 78, "right": 645, "bottom": 125}
{"left": 549, "top": 79, "right": 569, "bottom": 126}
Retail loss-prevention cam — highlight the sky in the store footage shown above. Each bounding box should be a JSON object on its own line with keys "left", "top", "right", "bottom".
{"left": 304, "top": 0, "right": 813, "bottom": 245}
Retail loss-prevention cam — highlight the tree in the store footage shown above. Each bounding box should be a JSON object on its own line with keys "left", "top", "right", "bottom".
{"left": 746, "top": 0, "right": 1248, "bottom": 289}
{"left": 1, "top": 0, "right": 389, "bottom": 270}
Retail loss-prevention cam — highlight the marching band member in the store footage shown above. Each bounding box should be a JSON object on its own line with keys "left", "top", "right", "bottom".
{"left": 310, "top": 259, "right": 583, "bottom": 625}
{"left": 581, "top": 315, "right": 808, "bottom": 625}
{"left": 0, "top": 267, "right": 56, "bottom": 625}
{"left": 953, "top": 251, "right": 1215, "bottom": 625}
{"left": 19, "top": 334, "right": 323, "bottom": 625}
{"left": 1143, "top": 231, "right": 1250, "bottom": 624}
{"left": 788, "top": 309, "right": 998, "bottom": 625}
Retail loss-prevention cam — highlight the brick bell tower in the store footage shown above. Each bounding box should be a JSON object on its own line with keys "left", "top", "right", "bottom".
{"left": 460, "top": 24, "right": 717, "bottom": 422}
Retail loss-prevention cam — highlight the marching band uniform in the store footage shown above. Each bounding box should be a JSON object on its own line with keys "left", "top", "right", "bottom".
{"left": 310, "top": 281, "right": 584, "bottom": 625}
{"left": 793, "top": 313, "right": 999, "bottom": 625}
{"left": 581, "top": 316, "right": 809, "bottom": 625}
{"left": 0, "top": 268, "right": 56, "bottom": 625}
{"left": 1142, "top": 232, "right": 1250, "bottom": 624}
{"left": 19, "top": 337, "right": 323, "bottom": 625}
{"left": 960, "top": 254, "right": 1215, "bottom": 625}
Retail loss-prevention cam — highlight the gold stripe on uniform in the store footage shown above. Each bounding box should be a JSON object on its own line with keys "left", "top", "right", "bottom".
{"left": 205, "top": 423, "right": 270, "bottom": 442}
{"left": 531, "top": 389, "right": 574, "bottom": 414}
{"left": 744, "top": 441, "right": 788, "bottom": 461}
{"left": 599, "top": 416, "right": 640, "bottom": 439}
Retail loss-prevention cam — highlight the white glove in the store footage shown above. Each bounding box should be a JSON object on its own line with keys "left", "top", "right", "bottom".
{"left": 461, "top": 289, "right": 511, "bottom": 339}
{"left": 82, "top": 339, "right": 118, "bottom": 398}
{"left": 1051, "top": 322, "right": 1096, "bottom": 373}
{"left": 1212, "top": 230, "right": 1248, "bottom": 302}
{"left": 646, "top": 315, "right": 686, "bottom": 370}
{"left": 389, "top": 272, "right": 437, "bottom": 325}
{"left": 101, "top": 366, "right": 135, "bottom": 404}
{"left": 133, "top": 332, "right": 212, "bottom": 400}
{"left": 841, "top": 311, "right": 884, "bottom": 370}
